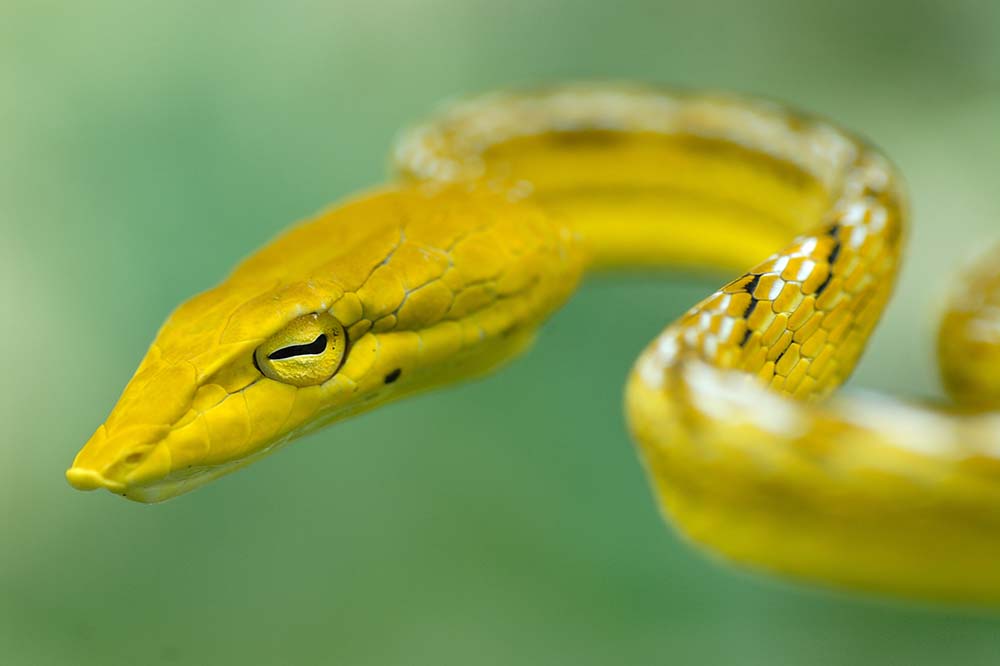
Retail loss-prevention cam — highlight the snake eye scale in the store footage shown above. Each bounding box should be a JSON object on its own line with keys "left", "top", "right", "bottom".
{"left": 66, "top": 84, "right": 1000, "bottom": 604}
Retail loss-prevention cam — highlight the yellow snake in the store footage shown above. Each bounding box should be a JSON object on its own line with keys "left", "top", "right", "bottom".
{"left": 66, "top": 84, "right": 1000, "bottom": 604}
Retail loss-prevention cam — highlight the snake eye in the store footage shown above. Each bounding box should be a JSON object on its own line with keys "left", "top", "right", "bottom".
{"left": 254, "top": 312, "right": 347, "bottom": 387}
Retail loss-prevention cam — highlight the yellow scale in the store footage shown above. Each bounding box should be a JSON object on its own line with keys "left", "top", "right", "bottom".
{"left": 66, "top": 84, "right": 1000, "bottom": 604}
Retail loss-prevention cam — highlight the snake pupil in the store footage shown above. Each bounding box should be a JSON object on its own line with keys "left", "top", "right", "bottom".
{"left": 267, "top": 333, "right": 328, "bottom": 360}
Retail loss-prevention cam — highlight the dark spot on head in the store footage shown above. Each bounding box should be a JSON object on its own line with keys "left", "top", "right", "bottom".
{"left": 744, "top": 274, "right": 762, "bottom": 298}
{"left": 384, "top": 368, "right": 402, "bottom": 384}
{"left": 740, "top": 327, "right": 754, "bottom": 347}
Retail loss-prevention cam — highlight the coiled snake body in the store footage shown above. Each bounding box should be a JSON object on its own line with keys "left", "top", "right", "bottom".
{"left": 67, "top": 85, "right": 1000, "bottom": 604}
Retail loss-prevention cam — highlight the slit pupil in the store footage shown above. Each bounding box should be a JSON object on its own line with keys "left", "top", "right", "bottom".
{"left": 267, "top": 333, "right": 328, "bottom": 360}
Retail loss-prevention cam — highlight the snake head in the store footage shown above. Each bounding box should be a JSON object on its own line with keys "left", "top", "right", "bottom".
{"left": 66, "top": 187, "right": 582, "bottom": 502}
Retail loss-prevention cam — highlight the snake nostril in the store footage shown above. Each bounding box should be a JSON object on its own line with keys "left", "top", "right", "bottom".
{"left": 124, "top": 451, "right": 145, "bottom": 465}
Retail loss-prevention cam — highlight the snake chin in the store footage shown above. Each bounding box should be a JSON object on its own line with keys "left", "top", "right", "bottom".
{"left": 116, "top": 453, "right": 280, "bottom": 503}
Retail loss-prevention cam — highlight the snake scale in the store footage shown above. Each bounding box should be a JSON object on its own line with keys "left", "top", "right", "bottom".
{"left": 66, "top": 84, "right": 1000, "bottom": 604}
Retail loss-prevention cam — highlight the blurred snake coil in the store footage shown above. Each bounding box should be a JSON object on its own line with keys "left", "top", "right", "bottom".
{"left": 66, "top": 84, "right": 1000, "bottom": 604}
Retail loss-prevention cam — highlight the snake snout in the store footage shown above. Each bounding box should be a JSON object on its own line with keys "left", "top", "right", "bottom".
{"left": 67, "top": 359, "right": 199, "bottom": 499}
{"left": 65, "top": 467, "right": 124, "bottom": 493}
{"left": 66, "top": 423, "right": 172, "bottom": 498}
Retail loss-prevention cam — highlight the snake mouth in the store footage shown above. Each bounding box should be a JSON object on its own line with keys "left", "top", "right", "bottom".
{"left": 66, "top": 405, "right": 302, "bottom": 503}
{"left": 66, "top": 437, "right": 232, "bottom": 503}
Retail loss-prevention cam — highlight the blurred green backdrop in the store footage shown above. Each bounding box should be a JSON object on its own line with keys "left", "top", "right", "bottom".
{"left": 3, "top": 1, "right": 1000, "bottom": 664}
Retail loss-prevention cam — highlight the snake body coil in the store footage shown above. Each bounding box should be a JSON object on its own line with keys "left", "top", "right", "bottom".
{"left": 67, "top": 84, "right": 1000, "bottom": 604}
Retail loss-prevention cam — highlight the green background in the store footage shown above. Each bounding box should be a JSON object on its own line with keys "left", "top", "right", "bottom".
{"left": 3, "top": 1, "right": 1000, "bottom": 664}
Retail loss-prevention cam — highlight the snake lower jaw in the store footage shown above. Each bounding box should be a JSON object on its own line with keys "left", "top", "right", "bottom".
{"left": 64, "top": 465, "right": 247, "bottom": 504}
